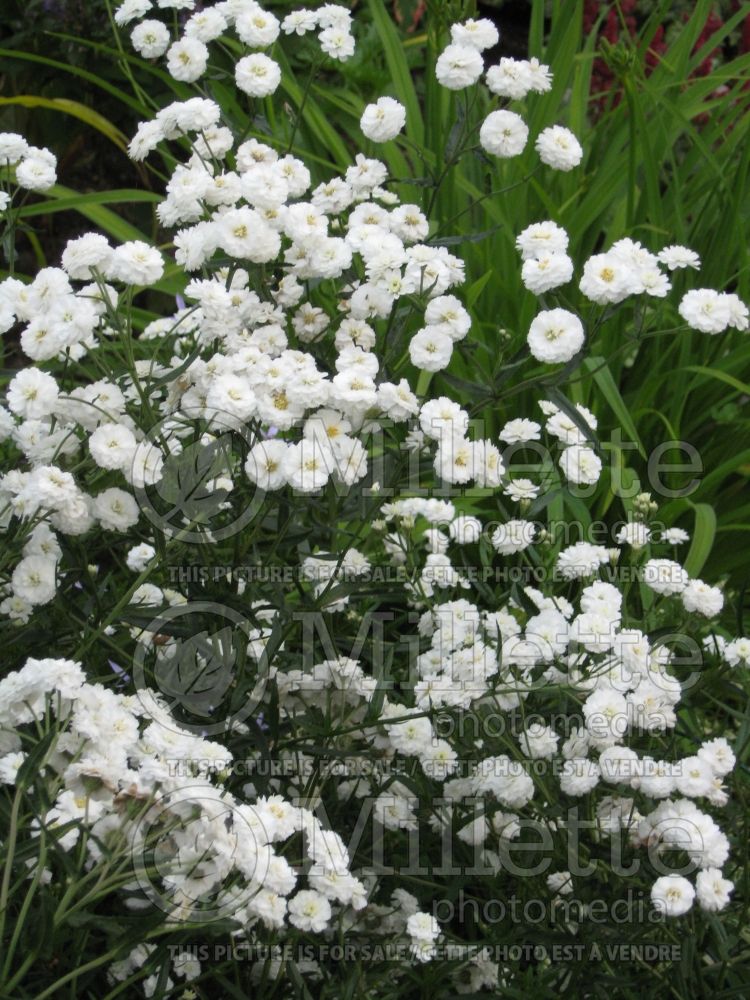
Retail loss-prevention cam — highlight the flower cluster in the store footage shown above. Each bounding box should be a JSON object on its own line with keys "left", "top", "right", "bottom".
{"left": 0, "top": 3, "right": 748, "bottom": 995}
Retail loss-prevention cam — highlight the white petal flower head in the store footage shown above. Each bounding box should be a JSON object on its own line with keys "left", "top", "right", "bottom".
{"left": 642, "top": 558, "right": 689, "bottom": 596}
{"left": 486, "top": 57, "right": 534, "bottom": 99}
{"left": 678, "top": 288, "right": 734, "bottom": 334}
{"left": 559, "top": 443, "right": 602, "bottom": 485}
{"left": 61, "top": 233, "right": 113, "bottom": 281}
{"left": 108, "top": 241, "right": 164, "bottom": 285}
{"left": 15, "top": 153, "right": 57, "bottom": 192}
{"left": 616, "top": 522, "right": 651, "bottom": 549}
{"left": 681, "top": 579, "right": 724, "bottom": 617}
{"left": 696, "top": 868, "right": 733, "bottom": 912}
{"left": 516, "top": 221, "right": 569, "bottom": 260}
{"left": 579, "top": 252, "right": 639, "bottom": 304}
{"left": 318, "top": 27, "right": 356, "bottom": 62}
{"left": 435, "top": 43, "right": 484, "bottom": 90}
{"left": 527, "top": 308, "right": 584, "bottom": 363}
{"left": 360, "top": 97, "right": 406, "bottom": 143}
{"left": 499, "top": 418, "right": 541, "bottom": 443}
{"left": 491, "top": 519, "right": 535, "bottom": 555}
{"left": 0, "top": 132, "right": 29, "bottom": 165}
{"left": 521, "top": 252, "right": 574, "bottom": 294}
{"left": 479, "top": 110, "right": 529, "bottom": 158}
{"left": 450, "top": 18, "right": 499, "bottom": 51}
{"left": 7, "top": 368, "right": 59, "bottom": 419}
{"left": 166, "top": 38, "right": 209, "bottom": 83}
{"left": 12, "top": 555, "right": 57, "bottom": 606}
{"left": 658, "top": 245, "right": 701, "bottom": 270}
{"left": 287, "top": 890, "right": 332, "bottom": 933}
{"left": 723, "top": 637, "right": 750, "bottom": 668}
{"left": 651, "top": 875, "right": 695, "bottom": 917}
{"left": 535, "top": 125, "right": 583, "bottom": 171}
{"left": 235, "top": 54, "right": 282, "bottom": 97}
{"left": 131, "top": 20, "right": 171, "bottom": 58}
{"left": 409, "top": 327, "right": 454, "bottom": 372}
{"left": 235, "top": 7, "right": 280, "bottom": 48}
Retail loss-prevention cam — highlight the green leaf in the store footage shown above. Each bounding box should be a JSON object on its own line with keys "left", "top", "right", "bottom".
{"left": 584, "top": 356, "right": 647, "bottom": 459}
{"left": 16, "top": 189, "right": 160, "bottom": 220}
{"left": 366, "top": 0, "right": 424, "bottom": 146}
{"left": 682, "top": 365, "right": 750, "bottom": 397}
{"left": 0, "top": 96, "right": 129, "bottom": 152}
{"left": 684, "top": 502, "right": 717, "bottom": 577}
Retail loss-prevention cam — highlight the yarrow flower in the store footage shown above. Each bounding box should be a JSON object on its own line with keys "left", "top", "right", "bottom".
{"left": 360, "top": 97, "right": 407, "bottom": 142}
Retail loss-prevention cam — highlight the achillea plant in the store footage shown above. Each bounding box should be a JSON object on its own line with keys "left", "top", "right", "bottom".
{"left": 0, "top": 2, "right": 748, "bottom": 997}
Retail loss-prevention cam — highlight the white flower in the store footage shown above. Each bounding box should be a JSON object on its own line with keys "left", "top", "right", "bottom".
{"left": 450, "top": 18, "right": 499, "bottom": 51}
{"left": 245, "top": 440, "right": 288, "bottom": 491}
{"left": 166, "top": 38, "right": 209, "bottom": 83}
{"left": 535, "top": 125, "right": 583, "bottom": 170}
{"left": 360, "top": 97, "right": 406, "bottom": 142}
{"left": 616, "top": 522, "right": 651, "bottom": 549}
{"left": 89, "top": 423, "right": 137, "bottom": 471}
{"left": 61, "top": 233, "right": 113, "bottom": 280}
{"left": 435, "top": 43, "right": 484, "bottom": 90}
{"left": 559, "top": 757, "right": 600, "bottom": 795}
{"left": 409, "top": 327, "right": 453, "bottom": 372}
{"left": 12, "top": 555, "right": 57, "bottom": 605}
{"left": 723, "top": 637, "right": 750, "bottom": 668}
{"left": 15, "top": 154, "right": 57, "bottom": 192}
{"left": 0, "top": 132, "right": 29, "bottom": 165}
{"left": 579, "top": 252, "right": 639, "bottom": 304}
{"left": 126, "top": 543, "right": 156, "bottom": 572}
{"left": 287, "top": 890, "right": 332, "bottom": 932}
{"left": 695, "top": 868, "right": 733, "bottom": 912}
{"left": 546, "top": 870, "right": 573, "bottom": 895}
{"left": 424, "top": 295, "right": 471, "bottom": 341}
{"left": 7, "top": 368, "right": 59, "bottom": 419}
{"left": 559, "top": 445, "right": 601, "bottom": 485}
{"left": 651, "top": 875, "right": 695, "bottom": 917}
{"left": 131, "top": 20, "right": 171, "bottom": 58}
{"left": 658, "top": 245, "right": 701, "bottom": 270}
{"left": 449, "top": 515, "right": 482, "bottom": 544}
{"left": 235, "top": 7, "right": 280, "bottom": 47}
{"left": 107, "top": 241, "right": 164, "bottom": 285}
{"left": 516, "top": 220, "right": 569, "bottom": 259}
{"left": 235, "top": 54, "right": 282, "bottom": 98}
{"left": 93, "top": 488, "right": 140, "bottom": 531}
{"left": 491, "top": 520, "right": 535, "bottom": 555}
{"left": 521, "top": 252, "right": 574, "bottom": 294}
{"left": 681, "top": 579, "right": 724, "bottom": 617}
{"left": 419, "top": 398, "right": 469, "bottom": 440}
{"left": 318, "top": 27, "right": 355, "bottom": 61}
{"left": 406, "top": 911, "right": 440, "bottom": 942}
{"left": 486, "top": 58, "right": 533, "bottom": 99}
{"left": 678, "top": 289, "right": 732, "bottom": 334}
{"left": 282, "top": 10, "right": 318, "bottom": 35}
{"left": 557, "top": 541, "right": 610, "bottom": 579}
{"left": 675, "top": 755, "right": 715, "bottom": 798}
{"left": 642, "top": 558, "right": 689, "bottom": 595}
{"left": 527, "top": 308, "right": 583, "bottom": 363}
{"left": 519, "top": 724, "right": 559, "bottom": 759}
{"left": 284, "top": 440, "right": 333, "bottom": 492}
{"left": 479, "top": 110, "right": 528, "bottom": 158}
{"left": 661, "top": 527, "right": 689, "bottom": 545}
{"left": 504, "top": 478, "right": 538, "bottom": 502}
{"left": 499, "top": 418, "right": 541, "bottom": 443}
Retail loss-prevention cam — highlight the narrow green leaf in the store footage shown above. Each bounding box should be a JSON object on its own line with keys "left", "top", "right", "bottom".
{"left": 584, "top": 356, "right": 647, "bottom": 459}
{"left": 0, "top": 96, "right": 129, "bottom": 152}
{"left": 367, "top": 0, "right": 424, "bottom": 146}
{"left": 684, "top": 502, "right": 717, "bottom": 577}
